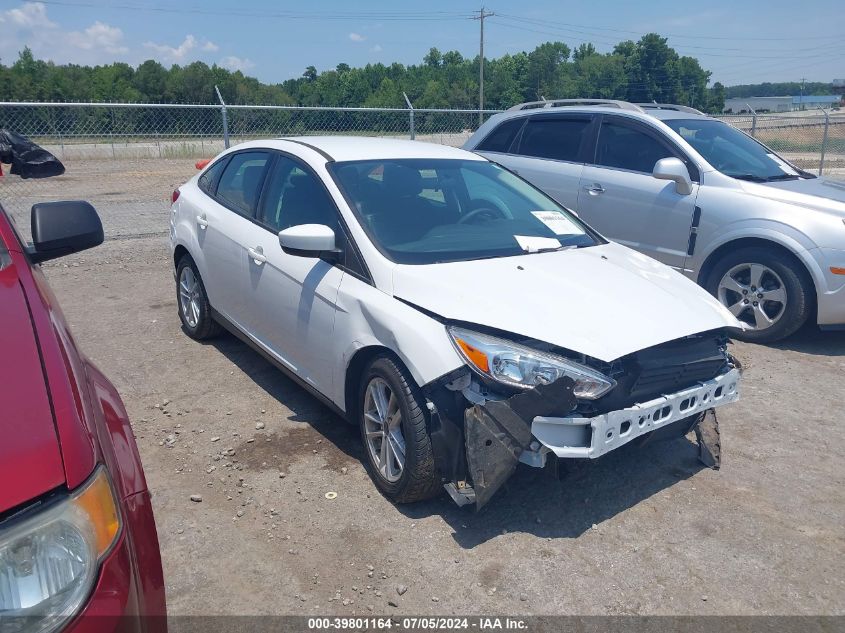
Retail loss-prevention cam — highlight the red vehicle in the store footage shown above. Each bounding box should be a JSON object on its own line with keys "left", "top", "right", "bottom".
{"left": 0, "top": 196, "right": 166, "bottom": 631}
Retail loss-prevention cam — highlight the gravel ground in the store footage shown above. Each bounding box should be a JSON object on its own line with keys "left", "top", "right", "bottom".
{"left": 39, "top": 234, "right": 844, "bottom": 616}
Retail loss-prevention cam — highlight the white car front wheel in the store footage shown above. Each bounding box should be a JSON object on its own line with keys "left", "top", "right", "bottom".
{"left": 358, "top": 355, "right": 440, "bottom": 503}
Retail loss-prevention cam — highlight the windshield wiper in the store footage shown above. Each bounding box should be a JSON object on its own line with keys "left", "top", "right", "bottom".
{"left": 730, "top": 174, "right": 767, "bottom": 182}
{"left": 766, "top": 174, "right": 800, "bottom": 182}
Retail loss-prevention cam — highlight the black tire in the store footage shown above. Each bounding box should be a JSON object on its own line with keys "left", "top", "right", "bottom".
{"left": 358, "top": 355, "right": 441, "bottom": 503}
{"left": 705, "top": 246, "right": 813, "bottom": 343}
{"left": 176, "top": 255, "right": 222, "bottom": 340}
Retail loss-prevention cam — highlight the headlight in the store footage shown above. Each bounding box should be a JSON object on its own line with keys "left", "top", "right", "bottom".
{"left": 448, "top": 326, "right": 615, "bottom": 399}
{"left": 0, "top": 467, "right": 121, "bottom": 633}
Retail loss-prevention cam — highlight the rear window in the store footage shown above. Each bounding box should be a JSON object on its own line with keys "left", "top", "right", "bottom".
{"left": 476, "top": 117, "right": 525, "bottom": 153}
{"left": 198, "top": 156, "right": 229, "bottom": 194}
{"left": 215, "top": 152, "right": 271, "bottom": 216}
{"left": 517, "top": 116, "right": 591, "bottom": 162}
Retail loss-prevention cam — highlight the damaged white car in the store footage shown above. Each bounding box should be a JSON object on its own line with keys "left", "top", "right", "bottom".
{"left": 170, "top": 137, "right": 742, "bottom": 508}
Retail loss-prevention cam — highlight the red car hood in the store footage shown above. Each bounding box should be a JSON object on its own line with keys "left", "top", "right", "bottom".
{"left": 0, "top": 262, "right": 66, "bottom": 513}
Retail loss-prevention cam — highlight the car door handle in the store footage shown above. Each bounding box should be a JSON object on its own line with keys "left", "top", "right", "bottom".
{"left": 196, "top": 214, "right": 209, "bottom": 229}
{"left": 583, "top": 183, "right": 605, "bottom": 195}
{"left": 247, "top": 246, "right": 267, "bottom": 265}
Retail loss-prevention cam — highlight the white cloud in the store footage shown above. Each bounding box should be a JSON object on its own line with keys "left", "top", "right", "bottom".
{"left": 348, "top": 32, "right": 366, "bottom": 42}
{"left": 370, "top": 44, "right": 383, "bottom": 53}
{"left": 143, "top": 34, "right": 218, "bottom": 63}
{"left": 66, "top": 21, "right": 128, "bottom": 54}
{"left": 0, "top": 2, "right": 256, "bottom": 72}
{"left": 0, "top": 2, "right": 131, "bottom": 63}
{"left": 219, "top": 55, "right": 255, "bottom": 72}
{"left": 0, "top": 2, "right": 56, "bottom": 29}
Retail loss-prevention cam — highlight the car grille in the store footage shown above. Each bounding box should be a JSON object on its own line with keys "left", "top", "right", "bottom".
{"left": 585, "top": 331, "right": 729, "bottom": 413}
{"left": 628, "top": 334, "right": 728, "bottom": 403}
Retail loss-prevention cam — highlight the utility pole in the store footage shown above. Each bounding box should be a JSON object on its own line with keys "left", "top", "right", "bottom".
{"left": 800, "top": 77, "right": 806, "bottom": 110}
{"left": 472, "top": 7, "right": 495, "bottom": 125}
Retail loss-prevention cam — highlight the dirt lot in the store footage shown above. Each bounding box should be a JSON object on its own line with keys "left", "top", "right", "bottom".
{"left": 39, "top": 234, "right": 844, "bottom": 616}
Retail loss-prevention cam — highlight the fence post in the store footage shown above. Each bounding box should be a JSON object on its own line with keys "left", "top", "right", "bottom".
{"left": 403, "top": 92, "right": 415, "bottom": 140}
{"left": 819, "top": 109, "right": 829, "bottom": 175}
{"left": 746, "top": 104, "right": 758, "bottom": 138}
{"left": 109, "top": 107, "right": 116, "bottom": 159}
{"left": 215, "top": 85, "right": 230, "bottom": 149}
{"left": 50, "top": 108, "right": 65, "bottom": 159}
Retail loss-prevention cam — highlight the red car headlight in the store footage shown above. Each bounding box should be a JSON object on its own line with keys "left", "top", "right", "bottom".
{"left": 0, "top": 466, "right": 121, "bottom": 632}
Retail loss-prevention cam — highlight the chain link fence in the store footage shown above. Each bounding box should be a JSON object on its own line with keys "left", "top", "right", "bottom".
{"left": 0, "top": 102, "right": 494, "bottom": 241}
{"left": 716, "top": 111, "right": 845, "bottom": 175}
{"left": 0, "top": 101, "right": 842, "bottom": 242}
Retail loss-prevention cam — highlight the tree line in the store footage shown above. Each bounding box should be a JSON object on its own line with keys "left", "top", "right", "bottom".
{"left": 0, "top": 33, "right": 728, "bottom": 113}
{"left": 725, "top": 82, "right": 833, "bottom": 99}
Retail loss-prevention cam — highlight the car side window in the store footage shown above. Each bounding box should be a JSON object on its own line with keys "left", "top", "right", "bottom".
{"left": 215, "top": 151, "right": 271, "bottom": 216}
{"left": 517, "top": 116, "right": 591, "bottom": 162}
{"left": 594, "top": 120, "right": 674, "bottom": 174}
{"left": 257, "top": 155, "right": 340, "bottom": 234}
{"left": 476, "top": 117, "right": 525, "bottom": 153}
{"left": 198, "top": 156, "right": 229, "bottom": 195}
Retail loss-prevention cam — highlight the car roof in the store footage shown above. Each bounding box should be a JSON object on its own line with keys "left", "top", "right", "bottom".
{"left": 644, "top": 108, "right": 710, "bottom": 122}
{"left": 487, "top": 104, "right": 711, "bottom": 126}
{"left": 238, "top": 136, "right": 486, "bottom": 163}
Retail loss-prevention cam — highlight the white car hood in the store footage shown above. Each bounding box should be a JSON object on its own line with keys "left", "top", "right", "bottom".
{"left": 392, "top": 242, "right": 741, "bottom": 363}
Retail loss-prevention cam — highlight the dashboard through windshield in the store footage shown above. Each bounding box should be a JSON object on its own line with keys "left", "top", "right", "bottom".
{"left": 330, "top": 158, "right": 599, "bottom": 264}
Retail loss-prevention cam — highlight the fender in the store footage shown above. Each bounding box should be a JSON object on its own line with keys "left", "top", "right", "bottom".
{"left": 693, "top": 219, "right": 825, "bottom": 293}
{"left": 332, "top": 275, "right": 464, "bottom": 411}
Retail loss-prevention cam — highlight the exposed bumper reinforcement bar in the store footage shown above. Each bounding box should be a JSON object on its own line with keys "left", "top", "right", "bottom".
{"left": 530, "top": 368, "right": 740, "bottom": 459}
{"left": 460, "top": 369, "right": 739, "bottom": 508}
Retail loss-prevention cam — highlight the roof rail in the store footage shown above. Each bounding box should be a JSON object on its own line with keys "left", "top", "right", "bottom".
{"left": 636, "top": 103, "right": 705, "bottom": 115}
{"left": 508, "top": 99, "right": 644, "bottom": 113}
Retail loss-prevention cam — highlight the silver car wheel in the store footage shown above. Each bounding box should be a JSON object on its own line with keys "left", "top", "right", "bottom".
{"left": 179, "top": 266, "right": 201, "bottom": 329}
{"left": 718, "top": 263, "right": 787, "bottom": 331}
{"left": 363, "top": 377, "right": 406, "bottom": 483}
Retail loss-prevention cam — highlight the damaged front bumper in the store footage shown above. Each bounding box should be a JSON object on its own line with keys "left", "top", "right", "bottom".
{"left": 432, "top": 367, "right": 740, "bottom": 509}
{"left": 528, "top": 368, "right": 740, "bottom": 461}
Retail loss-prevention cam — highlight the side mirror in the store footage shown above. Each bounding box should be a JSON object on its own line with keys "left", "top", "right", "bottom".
{"left": 29, "top": 201, "right": 103, "bottom": 263}
{"left": 652, "top": 157, "right": 693, "bottom": 195}
{"left": 278, "top": 224, "right": 340, "bottom": 262}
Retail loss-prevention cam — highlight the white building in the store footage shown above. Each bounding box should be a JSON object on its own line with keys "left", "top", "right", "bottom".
{"left": 723, "top": 94, "right": 841, "bottom": 114}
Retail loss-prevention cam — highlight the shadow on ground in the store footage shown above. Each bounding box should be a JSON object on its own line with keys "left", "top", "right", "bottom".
{"left": 203, "top": 328, "right": 708, "bottom": 548}
{"left": 400, "top": 436, "right": 705, "bottom": 548}
{"left": 204, "top": 330, "right": 363, "bottom": 466}
{"left": 768, "top": 324, "right": 845, "bottom": 357}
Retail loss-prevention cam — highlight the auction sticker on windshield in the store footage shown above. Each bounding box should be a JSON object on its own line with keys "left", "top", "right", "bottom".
{"left": 531, "top": 210, "right": 581, "bottom": 235}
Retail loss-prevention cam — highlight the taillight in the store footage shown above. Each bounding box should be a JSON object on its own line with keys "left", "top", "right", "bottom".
{"left": 172, "top": 189, "right": 180, "bottom": 204}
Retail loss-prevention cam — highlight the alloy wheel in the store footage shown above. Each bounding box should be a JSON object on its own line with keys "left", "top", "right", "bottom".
{"left": 179, "top": 266, "right": 201, "bottom": 329}
{"left": 363, "top": 377, "right": 406, "bottom": 483}
{"left": 717, "top": 262, "right": 787, "bottom": 331}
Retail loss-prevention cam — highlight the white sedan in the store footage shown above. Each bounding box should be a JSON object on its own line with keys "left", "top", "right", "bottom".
{"left": 170, "top": 137, "right": 742, "bottom": 508}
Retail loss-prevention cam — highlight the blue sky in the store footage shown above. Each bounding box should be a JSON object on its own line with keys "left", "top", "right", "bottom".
{"left": 0, "top": 0, "right": 841, "bottom": 88}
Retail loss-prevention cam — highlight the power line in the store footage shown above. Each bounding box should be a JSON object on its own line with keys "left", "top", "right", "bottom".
{"left": 19, "top": 1, "right": 476, "bottom": 20}
{"left": 491, "top": 16, "right": 842, "bottom": 60}
{"left": 495, "top": 12, "right": 842, "bottom": 42}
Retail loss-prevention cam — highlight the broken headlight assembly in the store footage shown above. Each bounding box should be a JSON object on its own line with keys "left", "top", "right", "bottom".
{"left": 0, "top": 467, "right": 121, "bottom": 633}
{"left": 448, "top": 326, "right": 615, "bottom": 399}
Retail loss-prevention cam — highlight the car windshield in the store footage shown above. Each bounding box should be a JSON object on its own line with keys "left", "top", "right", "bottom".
{"left": 663, "top": 118, "right": 812, "bottom": 182}
{"left": 330, "top": 159, "right": 599, "bottom": 264}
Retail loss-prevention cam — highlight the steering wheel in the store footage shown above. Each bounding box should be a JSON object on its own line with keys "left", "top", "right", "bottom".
{"left": 458, "top": 205, "right": 506, "bottom": 225}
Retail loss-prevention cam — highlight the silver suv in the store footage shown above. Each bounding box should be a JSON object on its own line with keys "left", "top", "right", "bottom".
{"left": 464, "top": 99, "right": 845, "bottom": 342}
